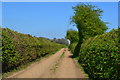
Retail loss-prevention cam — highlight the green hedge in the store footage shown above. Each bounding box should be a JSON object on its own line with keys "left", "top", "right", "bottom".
{"left": 78, "top": 29, "right": 119, "bottom": 79}
{"left": 69, "top": 42, "right": 77, "bottom": 54}
{"left": 1, "top": 28, "right": 65, "bottom": 73}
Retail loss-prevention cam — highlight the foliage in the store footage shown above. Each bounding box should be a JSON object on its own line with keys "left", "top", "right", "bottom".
{"left": 65, "top": 29, "right": 79, "bottom": 53}
{"left": 71, "top": 3, "right": 108, "bottom": 57}
{"left": 66, "top": 29, "right": 79, "bottom": 44}
{"left": 2, "top": 29, "right": 19, "bottom": 71}
{"left": 78, "top": 29, "right": 119, "bottom": 79}
{"left": 2, "top": 28, "right": 65, "bottom": 73}
{"left": 69, "top": 42, "right": 77, "bottom": 53}
{"left": 0, "top": 27, "right": 2, "bottom": 62}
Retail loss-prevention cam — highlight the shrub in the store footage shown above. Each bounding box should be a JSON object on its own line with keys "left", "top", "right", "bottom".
{"left": 2, "top": 29, "right": 19, "bottom": 72}
{"left": 69, "top": 42, "right": 77, "bottom": 53}
{"left": 2, "top": 28, "right": 65, "bottom": 73}
{"left": 78, "top": 29, "right": 119, "bottom": 79}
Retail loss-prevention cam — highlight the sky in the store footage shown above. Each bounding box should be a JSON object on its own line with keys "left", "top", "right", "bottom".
{"left": 118, "top": 1, "right": 120, "bottom": 28}
{"left": 2, "top": 0, "right": 119, "bottom": 2}
{"left": 2, "top": 2, "right": 118, "bottom": 39}
{"left": 0, "top": 2, "right": 2, "bottom": 26}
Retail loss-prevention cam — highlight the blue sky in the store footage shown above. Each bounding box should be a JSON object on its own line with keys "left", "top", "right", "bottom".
{"left": 2, "top": 2, "right": 118, "bottom": 39}
{"left": 0, "top": 2, "right": 2, "bottom": 25}
{"left": 2, "top": 0, "right": 120, "bottom": 2}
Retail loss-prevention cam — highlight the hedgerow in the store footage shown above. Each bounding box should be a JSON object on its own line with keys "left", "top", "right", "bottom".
{"left": 69, "top": 42, "right": 77, "bottom": 54}
{"left": 2, "top": 28, "right": 65, "bottom": 73}
{"left": 78, "top": 29, "right": 119, "bottom": 79}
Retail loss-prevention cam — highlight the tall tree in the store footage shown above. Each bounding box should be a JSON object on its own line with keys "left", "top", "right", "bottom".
{"left": 71, "top": 3, "right": 108, "bottom": 57}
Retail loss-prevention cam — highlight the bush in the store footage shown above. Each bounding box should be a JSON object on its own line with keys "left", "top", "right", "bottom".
{"left": 78, "top": 29, "right": 119, "bottom": 79}
{"left": 2, "top": 28, "right": 65, "bottom": 73}
{"left": 69, "top": 42, "right": 77, "bottom": 53}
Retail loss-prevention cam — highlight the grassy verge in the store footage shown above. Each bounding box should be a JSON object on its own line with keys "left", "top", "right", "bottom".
{"left": 74, "top": 57, "right": 89, "bottom": 77}
{"left": 2, "top": 48, "right": 63, "bottom": 78}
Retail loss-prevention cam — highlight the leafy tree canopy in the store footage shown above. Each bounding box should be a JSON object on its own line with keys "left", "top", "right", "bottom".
{"left": 70, "top": 3, "right": 108, "bottom": 57}
{"left": 66, "top": 29, "right": 79, "bottom": 44}
{"left": 71, "top": 3, "right": 108, "bottom": 39}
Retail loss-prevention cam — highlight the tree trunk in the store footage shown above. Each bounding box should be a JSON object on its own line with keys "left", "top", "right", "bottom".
{"left": 73, "top": 30, "right": 83, "bottom": 57}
